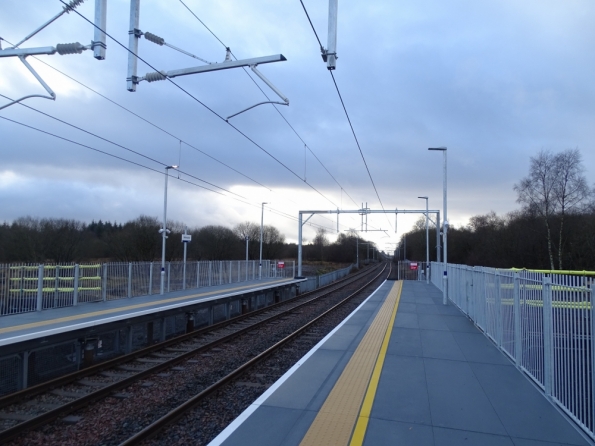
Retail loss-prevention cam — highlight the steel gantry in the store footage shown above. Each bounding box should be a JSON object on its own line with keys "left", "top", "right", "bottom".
{"left": 296, "top": 208, "right": 441, "bottom": 278}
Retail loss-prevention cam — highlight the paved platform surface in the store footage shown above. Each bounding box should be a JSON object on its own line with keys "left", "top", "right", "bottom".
{"left": 0, "top": 277, "right": 301, "bottom": 347}
{"left": 212, "top": 280, "right": 592, "bottom": 446}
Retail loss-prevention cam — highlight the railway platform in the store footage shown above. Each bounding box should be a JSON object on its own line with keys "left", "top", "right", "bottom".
{"left": 0, "top": 277, "right": 303, "bottom": 394}
{"left": 212, "top": 280, "right": 592, "bottom": 446}
{"left": 0, "top": 277, "right": 302, "bottom": 348}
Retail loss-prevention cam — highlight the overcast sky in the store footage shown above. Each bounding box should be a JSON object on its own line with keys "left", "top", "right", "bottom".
{"left": 1, "top": 0, "right": 594, "bottom": 253}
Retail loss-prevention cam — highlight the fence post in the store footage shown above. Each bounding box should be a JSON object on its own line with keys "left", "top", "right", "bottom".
{"left": 167, "top": 262, "right": 171, "bottom": 292}
{"left": 513, "top": 272, "right": 522, "bottom": 368}
{"left": 542, "top": 275, "right": 553, "bottom": 397}
{"left": 197, "top": 261, "right": 200, "bottom": 288}
{"left": 495, "top": 270, "right": 502, "bottom": 347}
{"left": 53, "top": 265, "right": 59, "bottom": 309}
{"left": 149, "top": 262, "right": 153, "bottom": 295}
{"left": 220, "top": 261, "right": 223, "bottom": 285}
{"left": 102, "top": 264, "right": 108, "bottom": 301}
{"left": 36, "top": 264, "right": 44, "bottom": 311}
{"left": 128, "top": 263, "right": 132, "bottom": 298}
{"left": 73, "top": 264, "right": 80, "bottom": 306}
{"left": 463, "top": 266, "right": 469, "bottom": 316}
{"left": 208, "top": 262, "right": 212, "bottom": 287}
{"left": 591, "top": 285, "right": 595, "bottom": 434}
{"left": 229, "top": 261, "right": 232, "bottom": 284}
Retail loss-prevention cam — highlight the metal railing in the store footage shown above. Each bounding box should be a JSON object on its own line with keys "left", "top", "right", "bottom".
{"left": 295, "top": 264, "right": 354, "bottom": 293}
{"left": 396, "top": 261, "right": 429, "bottom": 281}
{"left": 429, "top": 261, "right": 595, "bottom": 441}
{"left": 0, "top": 260, "right": 294, "bottom": 316}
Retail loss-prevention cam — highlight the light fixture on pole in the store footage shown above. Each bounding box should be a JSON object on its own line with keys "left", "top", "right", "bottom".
{"left": 259, "top": 202, "right": 268, "bottom": 280}
{"left": 418, "top": 196, "right": 429, "bottom": 284}
{"left": 428, "top": 147, "right": 447, "bottom": 305}
{"left": 160, "top": 165, "right": 178, "bottom": 295}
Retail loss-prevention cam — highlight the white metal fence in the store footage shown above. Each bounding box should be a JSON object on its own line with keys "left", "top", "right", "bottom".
{"left": 298, "top": 264, "right": 355, "bottom": 293}
{"left": 0, "top": 260, "right": 294, "bottom": 316}
{"left": 429, "top": 261, "right": 595, "bottom": 441}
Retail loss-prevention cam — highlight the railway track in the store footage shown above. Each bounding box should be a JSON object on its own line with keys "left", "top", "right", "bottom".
{"left": 0, "top": 263, "right": 388, "bottom": 445}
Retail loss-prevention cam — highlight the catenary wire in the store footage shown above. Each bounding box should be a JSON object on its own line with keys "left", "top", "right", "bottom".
{"left": 59, "top": 2, "right": 342, "bottom": 212}
{"left": 0, "top": 115, "right": 337, "bottom": 233}
{"left": 296, "top": 0, "right": 395, "bottom": 232}
{"left": 1, "top": 36, "right": 345, "bottom": 232}
{"left": 3, "top": 10, "right": 375, "bottom": 236}
{"left": 178, "top": 0, "right": 361, "bottom": 210}
{"left": 0, "top": 37, "right": 273, "bottom": 194}
{"left": 0, "top": 93, "right": 247, "bottom": 200}
{"left": 54, "top": 4, "right": 373, "bottom": 237}
{"left": 0, "top": 41, "right": 347, "bottom": 235}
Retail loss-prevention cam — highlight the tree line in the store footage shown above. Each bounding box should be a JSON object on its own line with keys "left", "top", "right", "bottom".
{"left": 400, "top": 149, "right": 595, "bottom": 270}
{"left": 0, "top": 215, "right": 377, "bottom": 265}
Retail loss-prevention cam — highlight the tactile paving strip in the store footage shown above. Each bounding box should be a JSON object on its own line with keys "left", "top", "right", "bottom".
{"left": 300, "top": 281, "right": 402, "bottom": 446}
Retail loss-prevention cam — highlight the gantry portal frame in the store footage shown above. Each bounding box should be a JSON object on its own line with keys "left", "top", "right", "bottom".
{"left": 297, "top": 208, "right": 441, "bottom": 277}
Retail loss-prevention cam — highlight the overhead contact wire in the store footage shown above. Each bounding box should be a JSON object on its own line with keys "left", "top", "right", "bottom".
{"left": 61, "top": 2, "right": 341, "bottom": 211}
{"left": 295, "top": 1, "right": 394, "bottom": 231}
{"left": 178, "top": 0, "right": 360, "bottom": 210}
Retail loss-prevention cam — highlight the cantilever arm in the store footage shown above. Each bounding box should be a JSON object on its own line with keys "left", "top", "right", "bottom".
{"left": 226, "top": 101, "right": 288, "bottom": 121}
{"left": 0, "top": 56, "right": 56, "bottom": 111}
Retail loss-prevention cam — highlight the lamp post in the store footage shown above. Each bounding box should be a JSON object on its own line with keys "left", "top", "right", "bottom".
{"left": 259, "top": 202, "right": 268, "bottom": 280}
{"left": 245, "top": 236, "right": 249, "bottom": 261}
{"left": 418, "top": 196, "right": 429, "bottom": 284}
{"left": 160, "top": 165, "right": 178, "bottom": 295}
{"left": 428, "top": 147, "right": 447, "bottom": 305}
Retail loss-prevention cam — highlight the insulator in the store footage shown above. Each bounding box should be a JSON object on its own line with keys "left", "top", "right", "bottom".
{"left": 145, "top": 71, "right": 167, "bottom": 82}
{"left": 144, "top": 32, "right": 164, "bottom": 46}
{"left": 63, "top": 0, "right": 85, "bottom": 13}
{"left": 56, "top": 42, "right": 84, "bottom": 55}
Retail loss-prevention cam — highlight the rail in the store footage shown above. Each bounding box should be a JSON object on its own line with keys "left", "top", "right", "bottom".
{"left": 428, "top": 261, "right": 595, "bottom": 441}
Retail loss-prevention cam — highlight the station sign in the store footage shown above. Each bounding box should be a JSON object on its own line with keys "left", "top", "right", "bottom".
{"left": 181, "top": 234, "right": 192, "bottom": 243}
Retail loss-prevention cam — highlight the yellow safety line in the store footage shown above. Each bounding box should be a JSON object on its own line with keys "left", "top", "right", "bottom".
{"left": 299, "top": 281, "right": 402, "bottom": 446}
{"left": 0, "top": 278, "right": 292, "bottom": 335}
{"left": 350, "top": 282, "right": 402, "bottom": 445}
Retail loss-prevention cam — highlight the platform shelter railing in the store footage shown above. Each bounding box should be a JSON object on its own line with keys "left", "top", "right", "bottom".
{"left": 429, "top": 261, "right": 595, "bottom": 441}
{"left": 0, "top": 259, "right": 294, "bottom": 316}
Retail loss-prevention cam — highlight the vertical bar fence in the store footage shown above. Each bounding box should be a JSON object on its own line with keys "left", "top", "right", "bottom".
{"left": 0, "top": 259, "right": 294, "bottom": 316}
{"left": 426, "top": 261, "right": 595, "bottom": 441}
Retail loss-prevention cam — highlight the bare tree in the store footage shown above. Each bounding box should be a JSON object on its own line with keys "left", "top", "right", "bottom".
{"left": 194, "top": 225, "right": 239, "bottom": 260}
{"left": 552, "top": 149, "right": 591, "bottom": 269}
{"left": 514, "top": 149, "right": 591, "bottom": 270}
{"left": 262, "top": 225, "right": 285, "bottom": 259}
{"left": 413, "top": 216, "right": 427, "bottom": 231}
{"left": 107, "top": 215, "right": 161, "bottom": 262}
{"left": 313, "top": 227, "right": 329, "bottom": 260}
{"left": 233, "top": 221, "right": 260, "bottom": 259}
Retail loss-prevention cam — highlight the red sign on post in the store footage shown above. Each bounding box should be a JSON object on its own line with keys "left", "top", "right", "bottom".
{"left": 277, "top": 261, "right": 285, "bottom": 269}
{"left": 410, "top": 262, "right": 418, "bottom": 270}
